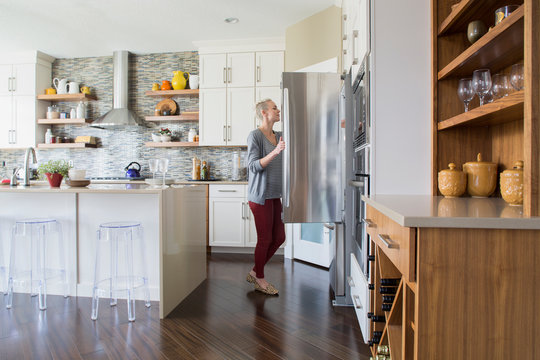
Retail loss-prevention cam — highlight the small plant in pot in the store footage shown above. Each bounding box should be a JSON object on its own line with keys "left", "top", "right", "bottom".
{"left": 38, "top": 159, "right": 72, "bottom": 187}
{"left": 159, "top": 127, "right": 172, "bottom": 142}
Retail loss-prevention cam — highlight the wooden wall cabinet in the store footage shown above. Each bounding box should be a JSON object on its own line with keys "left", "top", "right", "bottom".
{"left": 432, "top": 0, "right": 539, "bottom": 215}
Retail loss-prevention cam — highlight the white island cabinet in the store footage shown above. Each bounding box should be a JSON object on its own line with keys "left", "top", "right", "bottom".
{"left": 0, "top": 184, "right": 207, "bottom": 319}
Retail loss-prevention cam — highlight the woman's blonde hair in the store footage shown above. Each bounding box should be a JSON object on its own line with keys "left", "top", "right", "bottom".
{"left": 255, "top": 99, "right": 272, "bottom": 121}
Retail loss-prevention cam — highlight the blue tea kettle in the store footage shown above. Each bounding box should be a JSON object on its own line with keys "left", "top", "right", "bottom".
{"left": 125, "top": 162, "right": 141, "bottom": 178}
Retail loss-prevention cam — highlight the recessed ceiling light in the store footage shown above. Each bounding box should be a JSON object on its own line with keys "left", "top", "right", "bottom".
{"left": 224, "top": 17, "right": 239, "bottom": 24}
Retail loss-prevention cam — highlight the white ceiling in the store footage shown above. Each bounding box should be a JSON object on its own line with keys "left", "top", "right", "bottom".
{"left": 0, "top": 0, "right": 339, "bottom": 59}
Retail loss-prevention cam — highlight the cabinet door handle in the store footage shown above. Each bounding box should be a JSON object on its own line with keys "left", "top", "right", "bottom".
{"left": 378, "top": 234, "right": 399, "bottom": 249}
{"left": 228, "top": 125, "right": 231, "bottom": 141}
{"left": 256, "top": 66, "right": 261, "bottom": 82}
{"left": 352, "top": 30, "right": 359, "bottom": 65}
{"left": 7, "top": 77, "right": 11, "bottom": 92}
{"left": 223, "top": 67, "right": 227, "bottom": 84}
{"left": 228, "top": 67, "right": 232, "bottom": 84}
{"left": 223, "top": 125, "right": 226, "bottom": 142}
{"left": 12, "top": 129, "right": 16, "bottom": 144}
{"left": 352, "top": 295, "right": 362, "bottom": 309}
{"left": 12, "top": 76, "right": 16, "bottom": 92}
{"left": 218, "top": 189, "right": 237, "bottom": 192}
{"left": 347, "top": 276, "right": 355, "bottom": 287}
{"left": 362, "top": 218, "right": 375, "bottom": 228}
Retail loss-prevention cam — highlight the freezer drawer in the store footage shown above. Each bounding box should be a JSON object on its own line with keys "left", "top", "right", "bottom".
{"left": 350, "top": 253, "right": 370, "bottom": 343}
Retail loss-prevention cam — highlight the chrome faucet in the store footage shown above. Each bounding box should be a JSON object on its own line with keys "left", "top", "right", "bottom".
{"left": 22, "top": 147, "right": 36, "bottom": 186}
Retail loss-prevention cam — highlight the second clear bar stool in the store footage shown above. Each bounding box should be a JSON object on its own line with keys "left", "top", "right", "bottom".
{"left": 91, "top": 221, "right": 151, "bottom": 322}
{"left": 6, "top": 218, "right": 68, "bottom": 310}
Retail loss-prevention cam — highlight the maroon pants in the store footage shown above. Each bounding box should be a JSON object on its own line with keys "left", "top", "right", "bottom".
{"left": 249, "top": 198, "right": 286, "bottom": 278}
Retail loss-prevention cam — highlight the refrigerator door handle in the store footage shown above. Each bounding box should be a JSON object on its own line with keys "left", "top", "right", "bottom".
{"left": 323, "top": 223, "right": 335, "bottom": 230}
{"left": 283, "top": 87, "right": 290, "bottom": 207}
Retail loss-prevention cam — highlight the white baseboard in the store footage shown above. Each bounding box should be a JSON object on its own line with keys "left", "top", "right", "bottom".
{"left": 210, "top": 247, "right": 284, "bottom": 255}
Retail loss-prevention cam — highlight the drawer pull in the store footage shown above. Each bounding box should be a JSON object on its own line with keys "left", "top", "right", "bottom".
{"left": 352, "top": 295, "right": 362, "bottom": 309}
{"left": 362, "top": 218, "right": 375, "bottom": 228}
{"left": 218, "top": 189, "right": 237, "bottom": 192}
{"left": 378, "top": 234, "right": 399, "bottom": 249}
{"left": 347, "top": 276, "right": 355, "bottom": 287}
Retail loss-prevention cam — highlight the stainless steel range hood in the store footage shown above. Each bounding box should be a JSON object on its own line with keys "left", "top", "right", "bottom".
{"left": 90, "top": 51, "right": 147, "bottom": 128}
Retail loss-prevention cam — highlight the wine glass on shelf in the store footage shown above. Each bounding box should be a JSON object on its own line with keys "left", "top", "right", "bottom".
{"left": 148, "top": 159, "right": 159, "bottom": 186}
{"left": 510, "top": 63, "right": 524, "bottom": 91}
{"left": 158, "top": 158, "right": 169, "bottom": 189}
{"left": 457, "top": 78, "right": 475, "bottom": 112}
{"left": 472, "top": 69, "right": 492, "bottom": 106}
{"left": 491, "top": 74, "right": 510, "bottom": 100}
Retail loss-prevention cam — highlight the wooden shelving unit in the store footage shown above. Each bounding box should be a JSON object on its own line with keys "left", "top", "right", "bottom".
{"left": 37, "top": 118, "right": 92, "bottom": 125}
{"left": 432, "top": 0, "right": 539, "bottom": 216}
{"left": 144, "top": 141, "right": 199, "bottom": 148}
{"left": 37, "top": 143, "right": 96, "bottom": 149}
{"left": 144, "top": 89, "right": 199, "bottom": 98}
{"left": 36, "top": 93, "right": 97, "bottom": 101}
{"left": 145, "top": 112, "right": 199, "bottom": 122}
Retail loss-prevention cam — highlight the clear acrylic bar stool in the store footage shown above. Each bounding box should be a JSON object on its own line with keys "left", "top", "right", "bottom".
{"left": 6, "top": 218, "right": 68, "bottom": 310}
{"left": 91, "top": 221, "right": 151, "bottom": 322}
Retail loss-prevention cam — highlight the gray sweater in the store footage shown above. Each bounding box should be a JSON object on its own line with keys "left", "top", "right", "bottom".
{"left": 247, "top": 129, "right": 283, "bottom": 205}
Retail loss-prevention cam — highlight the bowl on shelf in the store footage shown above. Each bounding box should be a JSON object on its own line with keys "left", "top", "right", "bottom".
{"left": 161, "top": 135, "right": 172, "bottom": 142}
{"left": 151, "top": 133, "right": 161, "bottom": 142}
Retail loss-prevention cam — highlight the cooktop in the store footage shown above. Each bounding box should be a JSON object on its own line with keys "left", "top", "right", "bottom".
{"left": 89, "top": 176, "right": 146, "bottom": 181}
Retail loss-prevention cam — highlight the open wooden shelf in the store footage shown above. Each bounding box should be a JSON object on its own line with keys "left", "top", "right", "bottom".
{"left": 144, "top": 89, "right": 199, "bottom": 98}
{"left": 438, "top": 5, "right": 524, "bottom": 80}
{"left": 144, "top": 141, "right": 199, "bottom": 148}
{"left": 437, "top": 90, "right": 523, "bottom": 130}
{"left": 37, "top": 143, "right": 96, "bottom": 149}
{"left": 36, "top": 93, "right": 97, "bottom": 101}
{"left": 438, "top": 0, "right": 521, "bottom": 36}
{"left": 145, "top": 112, "right": 199, "bottom": 122}
{"left": 37, "top": 118, "right": 92, "bottom": 125}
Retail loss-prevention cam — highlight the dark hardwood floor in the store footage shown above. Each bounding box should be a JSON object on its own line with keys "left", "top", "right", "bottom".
{"left": 0, "top": 253, "right": 371, "bottom": 359}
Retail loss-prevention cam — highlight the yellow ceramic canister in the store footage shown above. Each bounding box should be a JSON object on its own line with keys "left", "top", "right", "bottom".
{"left": 500, "top": 160, "right": 523, "bottom": 206}
{"left": 438, "top": 163, "right": 467, "bottom": 198}
{"left": 462, "top": 153, "right": 497, "bottom": 197}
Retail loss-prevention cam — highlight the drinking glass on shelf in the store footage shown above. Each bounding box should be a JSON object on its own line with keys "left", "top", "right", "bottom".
{"left": 491, "top": 74, "right": 510, "bottom": 99}
{"left": 158, "top": 158, "right": 169, "bottom": 189}
{"left": 510, "top": 63, "right": 524, "bottom": 91}
{"left": 148, "top": 159, "right": 159, "bottom": 185}
{"left": 457, "top": 78, "right": 475, "bottom": 112}
{"left": 472, "top": 69, "right": 492, "bottom": 106}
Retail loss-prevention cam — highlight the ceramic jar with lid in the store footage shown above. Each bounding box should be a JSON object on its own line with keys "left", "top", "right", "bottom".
{"left": 438, "top": 163, "right": 467, "bottom": 197}
{"left": 462, "top": 153, "right": 498, "bottom": 197}
{"left": 500, "top": 160, "right": 523, "bottom": 206}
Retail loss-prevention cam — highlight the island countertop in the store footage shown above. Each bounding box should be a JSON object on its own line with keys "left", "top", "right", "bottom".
{"left": 362, "top": 195, "right": 540, "bottom": 229}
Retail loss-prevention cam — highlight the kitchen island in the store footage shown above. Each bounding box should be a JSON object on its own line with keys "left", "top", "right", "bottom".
{"left": 0, "top": 183, "right": 207, "bottom": 318}
{"left": 362, "top": 195, "right": 540, "bottom": 359}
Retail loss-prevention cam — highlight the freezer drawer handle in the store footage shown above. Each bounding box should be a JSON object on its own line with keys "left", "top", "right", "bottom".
{"left": 352, "top": 295, "right": 362, "bottom": 309}
{"left": 378, "top": 234, "right": 399, "bottom": 249}
{"left": 323, "top": 223, "right": 335, "bottom": 230}
{"left": 362, "top": 218, "right": 375, "bottom": 228}
{"left": 347, "top": 276, "right": 355, "bottom": 287}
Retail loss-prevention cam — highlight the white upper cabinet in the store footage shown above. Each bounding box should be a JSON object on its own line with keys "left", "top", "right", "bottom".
{"left": 12, "top": 64, "right": 36, "bottom": 96}
{"left": 227, "top": 87, "right": 255, "bottom": 145}
{"left": 199, "top": 88, "right": 227, "bottom": 145}
{"left": 199, "top": 54, "right": 227, "bottom": 88}
{"left": 227, "top": 53, "right": 255, "bottom": 88}
{"left": 255, "top": 52, "right": 284, "bottom": 87}
{"left": 0, "top": 65, "right": 12, "bottom": 96}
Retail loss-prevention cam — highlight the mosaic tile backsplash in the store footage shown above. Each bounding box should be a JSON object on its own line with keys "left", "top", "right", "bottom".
{"left": 0, "top": 51, "right": 247, "bottom": 180}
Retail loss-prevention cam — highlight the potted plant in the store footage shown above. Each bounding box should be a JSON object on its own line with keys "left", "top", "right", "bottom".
{"left": 38, "top": 159, "right": 72, "bottom": 187}
{"left": 159, "top": 127, "right": 172, "bottom": 142}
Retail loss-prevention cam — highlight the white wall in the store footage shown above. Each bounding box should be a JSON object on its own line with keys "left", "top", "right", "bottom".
{"left": 371, "top": 0, "right": 431, "bottom": 195}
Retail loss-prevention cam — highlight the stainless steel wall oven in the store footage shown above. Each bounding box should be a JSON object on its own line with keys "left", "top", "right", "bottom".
{"left": 352, "top": 56, "right": 370, "bottom": 149}
{"left": 351, "top": 146, "right": 370, "bottom": 277}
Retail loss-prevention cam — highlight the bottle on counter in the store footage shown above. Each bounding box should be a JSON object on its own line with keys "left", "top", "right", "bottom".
{"left": 201, "top": 161, "right": 208, "bottom": 180}
{"left": 192, "top": 157, "right": 201, "bottom": 180}
{"left": 45, "top": 128, "right": 53, "bottom": 144}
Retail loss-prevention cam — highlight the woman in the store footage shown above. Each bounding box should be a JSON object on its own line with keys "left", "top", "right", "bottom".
{"left": 246, "top": 99, "right": 286, "bottom": 295}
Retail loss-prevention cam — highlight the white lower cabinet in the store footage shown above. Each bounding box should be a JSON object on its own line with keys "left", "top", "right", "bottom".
{"left": 209, "top": 184, "right": 256, "bottom": 247}
{"left": 350, "top": 253, "right": 370, "bottom": 343}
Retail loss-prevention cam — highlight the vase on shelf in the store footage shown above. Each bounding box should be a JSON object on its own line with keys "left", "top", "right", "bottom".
{"left": 172, "top": 71, "right": 188, "bottom": 90}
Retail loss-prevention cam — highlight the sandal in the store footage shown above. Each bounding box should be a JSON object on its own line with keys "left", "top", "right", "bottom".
{"left": 246, "top": 273, "right": 256, "bottom": 284}
{"left": 254, "top": 281, "right": 279, "bottom": 295}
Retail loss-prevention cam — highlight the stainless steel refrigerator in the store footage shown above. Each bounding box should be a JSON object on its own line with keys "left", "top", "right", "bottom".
{"left": 281, "top": 72, "right": 353, "bottom": 305}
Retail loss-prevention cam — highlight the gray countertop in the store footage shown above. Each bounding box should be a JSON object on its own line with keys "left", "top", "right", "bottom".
{"left": 362, "top": 195, "right": 540, "bottom": 229}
